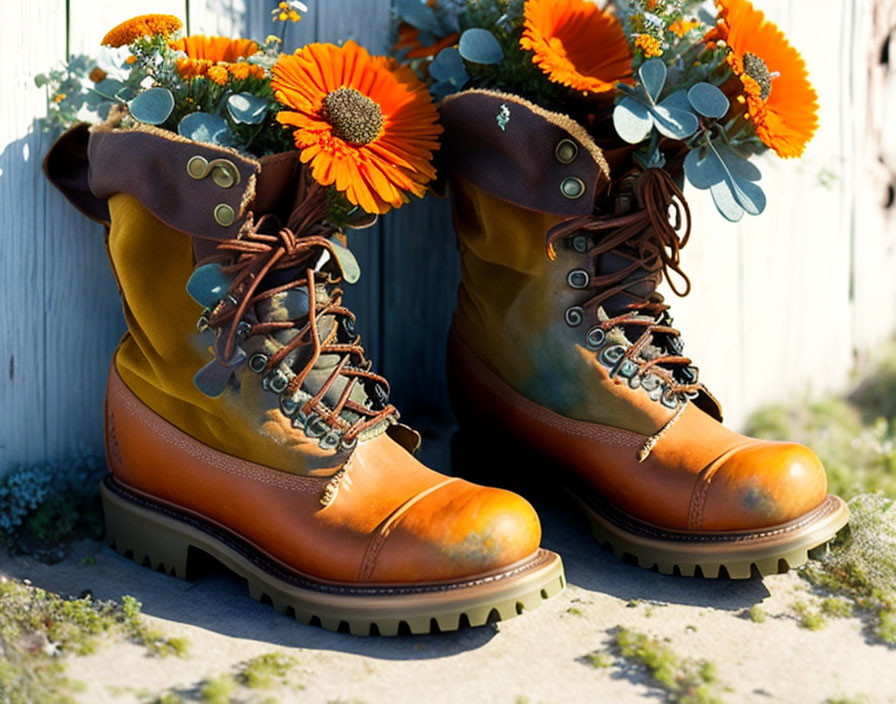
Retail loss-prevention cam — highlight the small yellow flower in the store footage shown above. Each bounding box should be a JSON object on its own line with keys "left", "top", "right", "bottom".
{"left": 125, "top": 55, "right": 138, "bottom": 65}
{"left": 668, "top": 18, "right": 699, "bottom": 37}
{"left": 228, "top": 62, "right": 250, "bottom": 80}
{"left": 634, "top": 34, "right": 663, "bottom": 57}
{"left": 207, "top": 65, "right": 229, "bottom": 85}
{"left": 101, "top": 14, "right": 182, "bottom": 47}
{"left": 54, "top": 93, "right": 66, "bottom": 104}
{"left": 272, "top": 1, "right": 307, "bottom": 24}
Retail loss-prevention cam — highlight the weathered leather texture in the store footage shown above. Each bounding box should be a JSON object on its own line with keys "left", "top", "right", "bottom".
{"left": 448, "top": 330, "right": 827, "bottom": 532}
{"left": 106, "top": 360, "right": 542, "bottom": 583}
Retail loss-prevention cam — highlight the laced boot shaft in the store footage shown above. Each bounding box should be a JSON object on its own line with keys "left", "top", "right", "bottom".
{"left": 191, "top": 177, "right": 396, "bottom": 454}
{"left": 545, "top": 167, "right": 713, "bottom": 415}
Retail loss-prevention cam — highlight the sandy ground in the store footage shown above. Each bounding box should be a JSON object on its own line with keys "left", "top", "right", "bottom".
{"left": 2, "top": 434, "right": 896, "bottom": 704}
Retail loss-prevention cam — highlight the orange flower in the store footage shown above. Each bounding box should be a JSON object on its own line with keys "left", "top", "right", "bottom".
{"left": 101, "top": 14, "right": 182, "bottom": 47}
{"left": 520, "top": 0, "right": 631, "bottom": 94}
{"left": 271, "top": 41, "right": 442, "bottom": 215}
{"left": 668, "top": 18, "right": 699, "bottom": 37}
{"left": 709, "top": 0, "right": 818, "bottom": 158}
{"left": 170, "top": 35, "right": 259, "bottom": 79}
{"left": 89, "top": 67, "right": 107, "bottom": 83}
{"left": 207, "top": 65, "right": 229, "bottom": 85}
{"left": 394, "top": 23, "right": 461, "bottom": 60}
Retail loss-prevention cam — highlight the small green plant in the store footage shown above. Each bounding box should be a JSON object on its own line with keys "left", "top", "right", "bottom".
{"left": 199, "top": 675, "right": 235, "bottom": 704}
{"left": 601, "top": 627, "right": 725, "bottom": 704}
{"left": 235, "top": 652, "right": 295, "bottom": 689}
{"left": 582, "top": 650, "right": 615, "bottom": 668}
{"left": 821, "top": 597, "right": 853, "bottom": 619}
{"left": 746, "top": 605, "right": 766, "bottom": 623}
{"left": 566, "top": 607, "right": 584, "bottom": 617}
{"left": 792, "top": 601, "right": 827, "bottom": 631}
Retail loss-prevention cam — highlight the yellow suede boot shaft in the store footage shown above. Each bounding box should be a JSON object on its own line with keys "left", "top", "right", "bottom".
{"left": 109, "top": 193, "right": 342, "bottom": 475}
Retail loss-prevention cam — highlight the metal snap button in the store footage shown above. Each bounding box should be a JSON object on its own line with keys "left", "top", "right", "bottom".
{"left": 210, "top": 159, "right": 239, "bottom": 189}
{"left": 555, "top": 139, "right": 579, "bottom": 164}
{"left": 560, "top": 176, "right": 585, "bottom": 199}
{"left": 567, "top": 269, "right": 590, "bottom": 289}
{"left": 248, "top": 353, "right": 268, "bottom": 374}
{"left": 214, "top": 204, "right": 235, "bottom": 227}
{"left": 564, "top": 306, "right": 584, "bottom": 327}
{"left": 279, "top": 394, "right": 299, "bottom": 417}
{"left": 186, "top": 155, "right": 208, "bottom": 179}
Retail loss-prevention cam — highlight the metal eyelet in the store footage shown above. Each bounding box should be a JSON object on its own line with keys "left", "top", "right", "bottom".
{"left": 565, "top": 306, "right": 584, "bottom": 327}
{"left": 668, "top": 336, "right": 685, "bottom": 355}
{"left": 661, "top": 387, "right": 680, "bottom": 409}
{"left": 647, "top": 383, "right": 664, "bottom": 402}
{"left": 341, "top": 317, "right": 357, "bottom": 339}
{"left": 570, "top": 234, "right": 589, "bottom": 253}
{"left": 585, "top": 326, "right": 606, "bottom": 349}
{"left": 248, "top": 353, "right": 268, "bottom": 374}
{"left": 618, "top": 359, "right": 638, "bottom": 378}
{"left": 263, "top": 369, "right": 289, "bottom": 394}
{"left": 214, "top": 203, "right": 235, "bottom": 227}
{"left": 567, "top": 269, "right": 590, "bottom": 289}
{"left": 279, "top": 394, "right": 299, "bottom": 417}
{"left": 235, "top": 320, "right": 252, "bottom": 340}
{"left": 291, "top": 410, "right": 308, "bottom": 429}
{"left": 210, "top": 160, "right": 240, "bottom": 189}
{"left": 680, "top": 366, "right": 698, "bottom": 383}
{"left": 304, "top": 413, "right": 327, "bottom": 438}
{"left": 555, "top": 139, "right": 579, "bottom": 164}
{"left": 560, "top": 177, "right": 585, "bottom": 199}
{"left": 599, "top": 345, "right": 626, "bottom": 367}
{"left": 628, "top": 374, "right": 642, "bottom": 389}
{"left": 196, "top": 308, "right": 211, "bottom": 333}
{"left": 319, "top": 430, "right": 341, "bottom": 451}
{"left": 340, "top": 435, "right": 358, "bottom": 452}
{"left": 641, "top": 374, "right": 661, "bottom": 391}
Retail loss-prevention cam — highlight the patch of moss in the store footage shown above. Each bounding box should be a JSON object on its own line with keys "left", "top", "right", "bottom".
{"left": 603, "top": 628, "right": 725, "bottom": 704}
{"left": 582, "top": 650, "right": 615, "bottom": 668}
{"left": 234, "top": 652, "right": 295, "bottom": 690}
{"left": 0, "top": 578, "right": 187, "bottom": 704}
{"left": 802, "top": 493, "right": 896, "bottom": 644}
{"left": 199, "top": 675, "right": 235, "bottom": 704}
{"left": 566, "top": 607, "right": 583, "bottom": 617}
{"left": 792, "top": 601, "right": 827, "bottom": 631}
{"left": 746, "top": 605, "right": 766, "bottom": 623}
{"left": 821, "top": 597, "right": 854, "bottom": 619}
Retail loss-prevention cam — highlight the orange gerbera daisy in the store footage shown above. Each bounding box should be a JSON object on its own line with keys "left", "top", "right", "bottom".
{"left": 708, "top": 0, "right": 818, "bottom": 158}
{"left": 520, "top": 0, "right": 631, "bottom": 94}
{"left": 271, "top": 41, "right": 443, "bottom": 215}
{"left": 170, "top": 36, "right": 260, "bottom": 79}
{"left": 101, "top": 14, "right": 182, "bottom": 47}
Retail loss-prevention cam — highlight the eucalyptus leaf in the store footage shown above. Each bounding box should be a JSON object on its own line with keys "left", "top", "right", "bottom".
{"left": 429, "top": 47, "right": 469, "bottom": 87}
{"left": 458, "top": 28, "right": 504, "bottom": 64}
{"left": 178, "top": 112, "right": 234, "bottom": 147}
{"left": 658, "top": 89, "right": 691, "bottom": 113}
{"left": 129, "top": 87, "right": 174, "bottom": 125}
{"left": 94, "top": 78, "right": 128, "bottom": 100}
{"left": 430, "top": 80, "right": 460, "bottom": 100}
{"left": 649, "top": 102, "right": 698, "bottom": 140}
{"left": 226, "top": 92, "right": 269, "bottom": 124}
{"left": 710, "top": 142, "right": 765, "bottom": 215}
{"left": 687, "top": 82, "right": 730, "bottom": 119}
{"left": 613, "top": 97, "right": 653, "bottom": 144}
{"left": 97, "top": 101, "right": 113, "bottom": 121}
{"left": 329, "top": 240, "right": 361, "bottom": 284}
{"left": 709, "top": 179, "right": 745, "bottom": 222}
{"left": 683, "top": 148, "right": 720, "bottom": 189}
{"left": 396, "top": 0, "right": 442, "bottom": 35}
{"left": 638, "top": 58, "right": 667, "bottom": 102}
{"left": 714, "top": 142, "right": 762, "bottom": 182}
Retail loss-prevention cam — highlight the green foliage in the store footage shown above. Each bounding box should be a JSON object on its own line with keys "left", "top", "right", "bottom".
{"left": 803, "top": 493, "right": 896, "bottom": 645}
{"left": 606, "top": 628, "right": 724, "bottom": 704}
{"left": 582, "top": 650, "right": 615, "bottom": 668}
{"left": 234, "top": 652, "right": 295, "bottom": 689}
{"left": 198, "top": 676, "right": 235, "bottom": 704}
{"left": 791, "top": 601, "right": 827, "bottom": 631}
{"left": 746, "top": 605, "right": 766, "bottom": 623}
{"left": 0, "top": 578, "right": 187, "bottom": 704}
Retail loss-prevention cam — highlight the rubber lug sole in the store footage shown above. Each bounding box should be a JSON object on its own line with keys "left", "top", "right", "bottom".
{"left": 571, "top": 491, "right": 849, "bottom": 579}
{"left": 100, "top": 476, "right": 565, "bottom": 635}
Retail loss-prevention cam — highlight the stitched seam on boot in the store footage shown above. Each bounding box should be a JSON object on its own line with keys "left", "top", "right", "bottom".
{"left": 114, "top": 372, "right": 325, "bottom": 495}
{"left": 358, "top": 478, "right": 460, "bottom": 582}
{"left": 687, "top": 442, "right": 758, "bottom": 530}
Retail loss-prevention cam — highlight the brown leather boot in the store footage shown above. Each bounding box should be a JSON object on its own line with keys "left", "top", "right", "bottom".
{"left": 44, "top": 122, "right": 564, "bottom": 634}
{"left": 440, "top": 89, "right": 847, "bottom": 579}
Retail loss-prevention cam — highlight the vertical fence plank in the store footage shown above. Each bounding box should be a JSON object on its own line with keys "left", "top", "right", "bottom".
{"left": 0, "top": 2, "right": 68, "bottom": 470}
{"left": 667, "top": 0, "right": 856, "bottom": 429}
{"left": 187, "top": 0, "right": 247, "bottom": 36}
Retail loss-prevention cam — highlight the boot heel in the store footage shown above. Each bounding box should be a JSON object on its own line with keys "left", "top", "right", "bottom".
{"left": 101, "top": 478, "right": 198, "bottom": 580}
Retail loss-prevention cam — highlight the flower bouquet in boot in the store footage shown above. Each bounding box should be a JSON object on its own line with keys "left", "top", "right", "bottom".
{"left": 394, "top": 0, "right": 847, "bottom": 578}
{"left": 40, "top": 6, "right": 564, "bottom": 635}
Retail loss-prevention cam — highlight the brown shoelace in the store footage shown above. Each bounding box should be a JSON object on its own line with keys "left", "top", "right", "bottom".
{"left": 545, "top": 167, "right": 702, "bottom": 396}
{"left": 204, "top": 179, "right": 396, "bottom": 443}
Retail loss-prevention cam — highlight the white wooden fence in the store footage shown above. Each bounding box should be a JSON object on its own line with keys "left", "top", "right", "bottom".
{"left": 1, "top": 0, "right": 894, "bottom": 476}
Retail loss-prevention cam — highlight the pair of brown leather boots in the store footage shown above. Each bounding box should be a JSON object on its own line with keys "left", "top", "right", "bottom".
{"left": 46, "top": 88, "right": 847, "bottom": 636}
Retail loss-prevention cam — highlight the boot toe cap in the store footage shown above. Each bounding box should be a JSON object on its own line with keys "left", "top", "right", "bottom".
{"left": 366, "top": 479, "right": 542, "bottom": 583}
{"left": 698, "top": 441, "right": 828, "bottom": 531}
